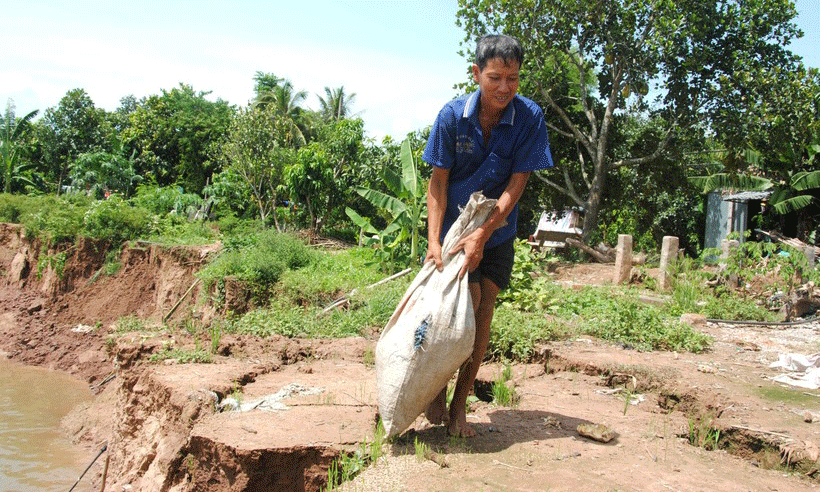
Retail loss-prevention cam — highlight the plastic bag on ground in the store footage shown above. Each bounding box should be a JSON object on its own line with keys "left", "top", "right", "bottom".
{"left": 376, "top": 192, "right": 497, "bottom": 436}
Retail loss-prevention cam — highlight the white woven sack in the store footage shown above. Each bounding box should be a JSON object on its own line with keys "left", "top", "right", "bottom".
{"left": 376, "top": 192, "right": 498, "bottom": 436}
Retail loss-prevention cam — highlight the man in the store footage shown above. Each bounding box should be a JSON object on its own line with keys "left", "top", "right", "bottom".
{"left": 422, "top": 34, "right": 554, "bottom": 437}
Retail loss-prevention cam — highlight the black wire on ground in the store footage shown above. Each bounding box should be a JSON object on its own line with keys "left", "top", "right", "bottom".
{"left": 705, "top": 315, "right": 819, "bottom": 327}
{"left": 67, "top": 444, "right": 107, "bottom": 492}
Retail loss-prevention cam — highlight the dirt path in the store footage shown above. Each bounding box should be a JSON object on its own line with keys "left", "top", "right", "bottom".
{"left": 2, "top": 225, "right": 820, "bottom": 491}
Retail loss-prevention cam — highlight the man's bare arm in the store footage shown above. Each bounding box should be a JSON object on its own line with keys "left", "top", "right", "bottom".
{"left": 425, "top": 166, "right": 450, "bottom": 270}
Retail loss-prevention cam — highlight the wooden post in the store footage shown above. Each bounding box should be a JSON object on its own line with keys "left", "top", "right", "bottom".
{"left": 658, "top": 236, "right": 679, "bottom": 291}
{"left": 613, "top": 234, "right": 633, "bottom": 284}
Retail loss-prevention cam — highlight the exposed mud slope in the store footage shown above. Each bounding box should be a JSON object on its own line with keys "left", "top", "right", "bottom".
{"left": 0, "top": 224, "right": 216, "bottom": 383}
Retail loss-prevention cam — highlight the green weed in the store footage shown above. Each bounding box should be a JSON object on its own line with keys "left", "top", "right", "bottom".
{"left": 687, "top": 413, "right": 721, "bottom": 451}
{"left": 414, "top": 437, "right": 429, "bottom": 462}
{"left": 198, "top": 229, "right": 319, "bottom": 303}
{"left": 491, "top": 361, "right": 518, "bottom": 407}
{"left": 583, "top": 295, "right": 711, "bottom": 352}
{"left": 149, "top": 345, "right": 212, "bottom": 364}
{"left": 114, "top": 314, "right": 147, "bottom": 333}
{"left": 325, "top": 421, "right": 387, "bottom": 491}
{"left": 36, "top": 251, "right": 67, "bottom": 280}
{"left": 209, "top": 321, "right": 223, "bottom": 354}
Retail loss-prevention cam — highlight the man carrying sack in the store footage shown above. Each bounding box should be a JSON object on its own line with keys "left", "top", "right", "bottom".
{"left": 422, "top": 34, "right": 554, "bottom": 437}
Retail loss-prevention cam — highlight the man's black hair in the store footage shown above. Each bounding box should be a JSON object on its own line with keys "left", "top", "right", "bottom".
{"left": 475, "top": 34, "right": 523, "bottom": 70}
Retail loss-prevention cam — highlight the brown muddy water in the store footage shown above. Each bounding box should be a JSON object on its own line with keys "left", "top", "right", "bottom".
{"left": 0, "top": 357, "right": 93, "bottom": 492}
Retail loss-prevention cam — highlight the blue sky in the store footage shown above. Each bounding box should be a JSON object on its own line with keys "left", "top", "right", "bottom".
{"left": 2, "top": 0, "right": 818, "bottom": 141}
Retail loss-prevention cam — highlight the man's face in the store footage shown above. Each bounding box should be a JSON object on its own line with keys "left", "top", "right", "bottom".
{"left": 473, "top": 57, "right": 520, "bottom": 115}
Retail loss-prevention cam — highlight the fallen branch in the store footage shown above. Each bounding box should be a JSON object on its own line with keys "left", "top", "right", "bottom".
{"left": 425, "top": 449, "right": 449, "bottom": 468}
{"left": 565, "top": 238, "right": 614, "bottom": 263}
{"left": 730, "top": 425, "right": 794, "bottom": 440}
{"left": 163, "top": 278, "right": 201, "bottom": 322}
{"left": 492, "top": 459, "right": 530, "bottom": 473}
{"left": 321, "top": 268, "right": 412, "bottom": 314}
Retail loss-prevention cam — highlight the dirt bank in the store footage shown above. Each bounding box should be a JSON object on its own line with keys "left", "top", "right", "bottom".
{"left": 2, "top": 223, "right": 820, "bottom": 492}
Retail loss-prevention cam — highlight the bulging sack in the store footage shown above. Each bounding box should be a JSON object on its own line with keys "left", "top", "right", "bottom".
{"left": 376, "top": 192, "right": 498, "bottom": 436}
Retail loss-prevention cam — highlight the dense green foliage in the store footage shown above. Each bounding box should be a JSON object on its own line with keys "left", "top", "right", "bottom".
{"left": 122, "top": 84, "right": 235, "bottom": 194}
{"left": 456, "top": 0, "right": 809, "bottom": 244}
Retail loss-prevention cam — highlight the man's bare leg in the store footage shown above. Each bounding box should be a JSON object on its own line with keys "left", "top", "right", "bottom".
{"left": 448, "top": 277, "right": 499, "bottom": 437}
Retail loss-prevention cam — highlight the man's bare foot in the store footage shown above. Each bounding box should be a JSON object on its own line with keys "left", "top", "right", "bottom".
{"left": 447, "top": 417, "right": 477, "bottom": 438}
{"left": 424, "top": 388, "right": 449, "bottom": 425}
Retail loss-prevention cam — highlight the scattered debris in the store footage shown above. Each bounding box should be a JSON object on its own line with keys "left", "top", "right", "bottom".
{"left": 218, "top": 383, "right": 324, "bottom": 412}
{"left": 769, "top": 353, "right": 820, "bottom": 389}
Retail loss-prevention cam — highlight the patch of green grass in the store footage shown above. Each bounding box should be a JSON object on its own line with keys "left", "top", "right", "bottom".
{"left": 114, "top": 314, "right": 148, "bottom": 333}
{"left": 230, "top": 277, "right": 406, "bottom": 339}
{"left": 414, "top": 436, "right": 429, "bottom": 462}
{"left": 488, "top": 305, "right": 570, "bottom": 361}
{"left": 198, "top": 229, "right": 319, "bottom": 304}
{"left": 757, "top": 385, "right": 820, "bottom": 406}
{"left": 582, "top": 295, "right": 711, "bottom": 352}
{"left": 702, "top": 294, "right": 777, "bottom": 322}
{"left": 149, "top": 345, "right": 212, "bottom": 364}
{"left": 144, "top": 218, "right": 220, "bottom": 246}
{"left": 278, "top": 247, "right": 400, "bottom": 306}
{"left": 687, "top": 413, "right": 722, "bottom": 451}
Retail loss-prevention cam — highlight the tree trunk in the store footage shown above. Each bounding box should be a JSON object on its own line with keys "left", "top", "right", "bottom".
{"left": 582, "top": 159, "right": 608, "bottom": 240}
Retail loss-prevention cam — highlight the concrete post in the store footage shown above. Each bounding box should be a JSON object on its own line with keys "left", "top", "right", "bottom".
{"left": 806, "top": 246, "right": 816, "bottom": 270}
{"left": 613, "top": 234, "right": 633, "bottom": 284}
{"left": 658, "top": 236, "right": 679, "bottom": 291}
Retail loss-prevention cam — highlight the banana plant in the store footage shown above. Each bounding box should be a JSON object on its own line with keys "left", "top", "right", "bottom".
{"left": 1, "top": 102, "right": 39, "bottom": 193}
{"left": 345, "top": 138, "right": 427, "bottom": 265}
{"left": 690, "top": 147, "right": 819, "bottom": 215}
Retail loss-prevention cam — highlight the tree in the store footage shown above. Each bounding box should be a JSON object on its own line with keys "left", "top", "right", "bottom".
{"left": 317, "top": 86, "right": 357, "bottom": 121}
{"left": 122, "top": 84, "right": 235, "bottom": 193}
{"left": 1, "top": 100, "right": 39, "bottom": 193}
{"left": 456, "top": 0, "right": 802, "bottom": 240}
{"left": 220, "top": 106, "right": 297, "bottom": 228}
{"left": 690, "top": 67, "right": 820, "bottom": 240}
{"left": 252, "top": 73, "right": 309, "bottom": 145}
{"left": 68, "top": 145, "right": 142, "bottom": 199}
{"left": 40, "top": 89, "right": 112, "bottom": 194}
{"left": 284, "top": 119, "right": 366, "bottom": 231}
{"left": 252, "top": 71, "right": 284, "bottom": 99}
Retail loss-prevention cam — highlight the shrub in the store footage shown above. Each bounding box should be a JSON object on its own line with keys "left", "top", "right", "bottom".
{"left": 0, "top": 193, "right": 33, "bottom": 223}
{"left": 20, "top": 195, "right": 87, "bottom": 246}
{"left": 198, "top": 230, "right": 319, "bottom": 302}
{"left": 130, "top": 184, "right": 203, "bottom": 216}
{"left": 81, "top": 196, "right": 154, "bottom": 245}
{"left": 583, "top": 296, "right": 711, "bottom": 352}
{"left": 488, "top": 306, "right": 568, "bottom": 361}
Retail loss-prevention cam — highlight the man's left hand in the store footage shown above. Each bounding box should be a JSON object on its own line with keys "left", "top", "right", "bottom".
{"left": 448, "top": 229, "right": 488, "bottom": 279}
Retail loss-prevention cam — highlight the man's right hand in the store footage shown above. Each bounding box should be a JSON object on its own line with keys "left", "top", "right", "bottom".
{"left": 424, "top": 242, "right": 444, "bottom": 271}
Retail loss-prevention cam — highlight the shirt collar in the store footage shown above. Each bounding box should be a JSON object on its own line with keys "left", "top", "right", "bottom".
{"left": 463, "top": 90, "right": 516, "bottom": 127}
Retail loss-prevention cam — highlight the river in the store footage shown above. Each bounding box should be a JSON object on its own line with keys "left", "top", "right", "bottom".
{"left": 0, "top": 357, "right": 94, "bottom": 492}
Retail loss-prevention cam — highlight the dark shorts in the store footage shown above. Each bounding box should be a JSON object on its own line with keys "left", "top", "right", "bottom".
{"left": 468, "top": 236, "right": 516, "bottom": 290}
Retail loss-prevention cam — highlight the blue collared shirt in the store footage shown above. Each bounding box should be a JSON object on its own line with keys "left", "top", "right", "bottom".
{"left": 423, "top": 90, "right": 554, "bottom": 248}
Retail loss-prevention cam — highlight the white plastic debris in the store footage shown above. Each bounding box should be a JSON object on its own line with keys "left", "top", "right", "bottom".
{"left": 769, "top": 353, "right": 820, "bottom": 389}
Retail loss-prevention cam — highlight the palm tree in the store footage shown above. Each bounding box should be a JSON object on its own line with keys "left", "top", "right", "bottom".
{"left": 252, "top": 71, "right": 283, "bottom": 102}
{"left": 1, "top": 100, "right": 38, "bottom": 193}
{"left": 253, "top": 78, "right": 309, "bottom": 146}
{"left": 317, "top": 86, "right": 357, "bottom": 121}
